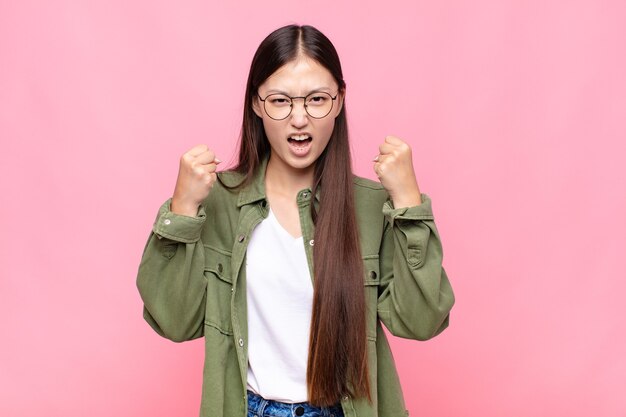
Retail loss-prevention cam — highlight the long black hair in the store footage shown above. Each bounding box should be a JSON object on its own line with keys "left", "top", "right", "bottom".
{"left": 230, "top": 24, "right": 370, "bottom": 406}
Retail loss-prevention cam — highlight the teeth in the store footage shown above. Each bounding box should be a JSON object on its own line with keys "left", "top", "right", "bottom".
{"left": 289, "top": 135, "right": 310, "bottom": 141}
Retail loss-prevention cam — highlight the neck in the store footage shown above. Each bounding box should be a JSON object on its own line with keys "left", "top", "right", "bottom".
{"left": 265, "top": 154, "right": 315, "bottom": 198}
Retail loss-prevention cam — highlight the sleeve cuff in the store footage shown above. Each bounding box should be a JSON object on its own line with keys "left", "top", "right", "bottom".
{"left": 382, "top": 193, "right": 434, "bottom": 226}
{"left": 152, "top": 198, "right": 206, "bottom": 243}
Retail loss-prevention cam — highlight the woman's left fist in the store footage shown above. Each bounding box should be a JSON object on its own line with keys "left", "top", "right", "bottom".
{"left": 373, "top": 135, "right": 422, "bottom": 208}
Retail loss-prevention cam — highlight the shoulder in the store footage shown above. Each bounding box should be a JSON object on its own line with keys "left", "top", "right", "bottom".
{"left": 351, "top": 175, "right": 390, "bottom": 223}
{"left": 216, "top": 169, "right": 247, "bottom": 188}
{"left": 198, "top": 169, "right": 247, "bottom": 246}
{"left": 352, "top": 175, "right": 389, "bottom": 206}
{"left": 353, "top": 175, "right": 384, "bottom": 191}
{"left": 202, "top": 169, "right": 246, "bottom": 209}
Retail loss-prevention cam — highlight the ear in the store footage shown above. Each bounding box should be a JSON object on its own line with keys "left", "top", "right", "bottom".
{"left": 252, "top": 95, "right": 263, "bottom": 118}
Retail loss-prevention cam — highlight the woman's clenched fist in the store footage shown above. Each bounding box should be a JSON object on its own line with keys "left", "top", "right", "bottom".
{"left": 171, "top": 144, "right": 221, "bottom": 217}
{"left": 373, "top": 136, "right": 422, "bottom": 208}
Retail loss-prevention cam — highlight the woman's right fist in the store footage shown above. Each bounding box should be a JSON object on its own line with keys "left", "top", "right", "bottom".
{"left": 171, "top": 144, "right": 221, "bottom": 217}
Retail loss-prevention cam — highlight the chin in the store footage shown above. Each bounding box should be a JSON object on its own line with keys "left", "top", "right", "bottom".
{"left": 285, "top": 154, "right": 317, "bottom": 170}
{"left": 288, "top": 159, "right": 315, "bottom": 170}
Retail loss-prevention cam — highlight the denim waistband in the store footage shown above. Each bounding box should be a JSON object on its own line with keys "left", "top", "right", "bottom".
{"left": 246, "top": 390, "right": 344, "bottom": 417}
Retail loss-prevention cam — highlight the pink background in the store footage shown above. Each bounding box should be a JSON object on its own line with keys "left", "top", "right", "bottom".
{"left": 1, "top": 1, "right": 625, "bottom": 416}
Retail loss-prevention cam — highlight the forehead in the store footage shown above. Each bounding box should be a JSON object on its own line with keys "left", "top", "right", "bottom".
{"left": 261, "top": 57, "right": 337, "bottom": 94}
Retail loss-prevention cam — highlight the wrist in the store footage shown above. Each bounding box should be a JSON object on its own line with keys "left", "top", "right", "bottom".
{"left": 170, "top": 198, "right": 200, "bottom": 217}
{"left": 389, "top": 187, "right": 422, "bottom": 209}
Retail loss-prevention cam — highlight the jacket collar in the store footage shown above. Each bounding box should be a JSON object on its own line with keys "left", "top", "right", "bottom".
{"left": 236, "top": 156, "right": 320, "bottom": 207}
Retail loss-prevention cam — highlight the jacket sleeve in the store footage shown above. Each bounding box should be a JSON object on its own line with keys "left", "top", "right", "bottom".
{"left": 136, "top": 199, "right": 207, "bottom": 343}
{"left": 377, "top": 193, "right": 455, "bottom": 340}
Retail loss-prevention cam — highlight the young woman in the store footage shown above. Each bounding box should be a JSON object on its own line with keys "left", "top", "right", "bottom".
{"left": 137, "top": 24, "right": 455, "bottom": 417}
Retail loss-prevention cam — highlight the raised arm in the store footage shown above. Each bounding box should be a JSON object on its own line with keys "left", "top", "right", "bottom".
{"left": 372, "top": 135, "right": 454, "bottom": 339}
{"left": 376, "top": 196, "right": 455, "bottom": 340}
{"left": 137, "top": 202, "right": 208, "bottom": 342}
{"left": 136, "top": 145, "right": 220, "bottom": 342}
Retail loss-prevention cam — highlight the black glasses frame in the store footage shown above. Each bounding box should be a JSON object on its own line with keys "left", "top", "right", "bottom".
{"left": 256, "top": 91, "right": 338, "bottom": 120}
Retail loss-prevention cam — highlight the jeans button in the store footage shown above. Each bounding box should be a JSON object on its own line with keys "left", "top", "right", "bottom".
{"left": 295, "top": 405, "right": 305, "bottom": 416}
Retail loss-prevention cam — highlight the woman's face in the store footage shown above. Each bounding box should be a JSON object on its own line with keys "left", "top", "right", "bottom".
{"left": 253, "top": 56, "right": 344, "bottom": 175}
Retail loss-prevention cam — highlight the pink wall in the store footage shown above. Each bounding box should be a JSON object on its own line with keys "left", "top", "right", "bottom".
{"left": 1, "top": 1, "right": 625, "bottom": 416}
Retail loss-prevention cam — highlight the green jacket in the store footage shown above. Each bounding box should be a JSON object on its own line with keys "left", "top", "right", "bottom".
{"left": 136, "top": 159, "right": 455, "bottom": 417}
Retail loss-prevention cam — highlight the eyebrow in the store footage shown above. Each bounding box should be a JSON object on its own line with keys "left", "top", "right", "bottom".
{"left": 264, "top": 87, "right": 333, "bottom": 95}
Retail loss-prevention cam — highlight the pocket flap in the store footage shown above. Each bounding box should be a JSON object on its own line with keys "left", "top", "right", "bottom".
{"left": 204, "top": 245, "right": 233, "bottom": 284}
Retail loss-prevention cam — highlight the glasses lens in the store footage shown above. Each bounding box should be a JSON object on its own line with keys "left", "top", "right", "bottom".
{"left": 264, "top": 94, "right": 292, "bottom": 120}
{"left": 305, "top": 92, "right": 333, "bottom": 118}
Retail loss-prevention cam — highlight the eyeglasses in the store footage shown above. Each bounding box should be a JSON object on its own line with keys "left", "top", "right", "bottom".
{"left": 257, "top": 91, "right": 338, "bottom": 120}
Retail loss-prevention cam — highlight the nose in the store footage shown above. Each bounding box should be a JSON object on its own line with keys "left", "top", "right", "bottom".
{"left": 289, "top": 99, "right": 309, "bottom": 128}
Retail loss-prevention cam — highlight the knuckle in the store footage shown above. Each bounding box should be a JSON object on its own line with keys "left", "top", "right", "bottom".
{"left": 182, "top": 153, "right": 194, "bottom": 165}
{"left": 192, "top": 166, "right": 205, "bottom": 177}
{"left": 190, "top": 161, "right": 202, "bottom": 173}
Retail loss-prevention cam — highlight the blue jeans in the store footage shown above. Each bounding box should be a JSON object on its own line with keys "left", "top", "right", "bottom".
{"left": 246, "top": 390, "right": 345, "bottom": 417}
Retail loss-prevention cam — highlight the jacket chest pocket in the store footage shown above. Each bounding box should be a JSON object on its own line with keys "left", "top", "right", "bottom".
{"left": 203, "top": 246, "right": 234, "bottom": 335}
{"left": 363, "top": 255, "right": 381, "bottom": 342}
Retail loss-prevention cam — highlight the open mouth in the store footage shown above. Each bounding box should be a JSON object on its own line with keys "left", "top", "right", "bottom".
{"left": 287, "top": 134, "right": 313, "bottom": 156}
{"left": 287, "top": 135, "right": 312, "bottom": 146}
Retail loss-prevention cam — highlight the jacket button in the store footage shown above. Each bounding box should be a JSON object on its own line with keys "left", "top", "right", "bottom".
{"left": 217, "top": 263, "right": 223, "bottom": 273}
{"left": 342, "top": 395, "right": 349, "bottom": 401}
{"left": 369, "top": 271, "right": 377, "bottom": 279}
{"left": 163, "top": 219, "right": 171, "bottom": 225}
{"left": 295, "top": 406, "right": 305, "bottom": 416}
{"left": 238, "top": 234, "right": 245, "bottom": 242}
{"left": 238, "top": 338, "right": 244, "bottom": 347}
{"left": 309, "top": 239, "right": 314, "bottom": 246}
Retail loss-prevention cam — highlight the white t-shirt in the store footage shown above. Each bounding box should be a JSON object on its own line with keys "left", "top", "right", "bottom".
{"left": 245, "top": 208, "right": 314, "bottom": 403}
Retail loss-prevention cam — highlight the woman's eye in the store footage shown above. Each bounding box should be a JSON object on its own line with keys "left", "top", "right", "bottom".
{"left": 270, "top": 97, "right": 290, "bottom": 106}
{"left": 308, "top": 95, "right": 328, "bottom": 105}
